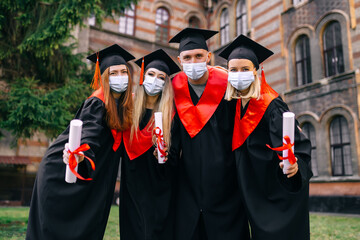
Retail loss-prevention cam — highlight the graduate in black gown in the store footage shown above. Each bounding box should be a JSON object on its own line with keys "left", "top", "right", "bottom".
{"left": 26, "top": 44, "right": 135, "bottom": 240}
{"left": 120, "top": 49, "right": 180, "bottom": 240}
{"left": 168, "top": 28, "right": 250, "bottom": 240}
{"left": 218, "top": 35, "right": 313, "bottom": 240}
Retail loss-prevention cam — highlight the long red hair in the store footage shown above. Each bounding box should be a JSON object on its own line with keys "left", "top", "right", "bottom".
{"left": 101, "top": 67, "right": 133, "bottom": 131}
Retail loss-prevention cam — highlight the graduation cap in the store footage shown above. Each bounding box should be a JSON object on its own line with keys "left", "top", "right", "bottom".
{"left": 87, "top": 44, "right": 135, "bottom": 89}
{"left": 218, "top": 34, "right": 273, "bottom": 69}
{"left": 169, "top": 28, "right": 218, "bottom": 52}
{"left": 134, "top": 49, "right": 181, "bottom": 85}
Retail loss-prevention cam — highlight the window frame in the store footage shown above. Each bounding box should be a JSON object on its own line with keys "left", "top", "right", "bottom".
{"left": 155, "top": 7, "right": 170, "bottom": 44}
{"left": 295, "top": 35, "right": 312, "bottom": 86}
{"left": 119, "top": 4, "right": 136, "bottom": 36}
{"left": 236, "top": 0, "right": 247, "bottom": 36}
{"left": 220, "top": 8, "right": 230, "bottom": 45}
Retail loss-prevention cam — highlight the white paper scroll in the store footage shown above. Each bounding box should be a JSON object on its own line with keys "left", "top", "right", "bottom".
{"left": 282, "top": 112, "right": 295, "bottom": 174}
{"left": 154, "top": 112, "right": 166, "bottom": 164}
{"left": 65, "top": 119, "right": 83, "bottom": 183}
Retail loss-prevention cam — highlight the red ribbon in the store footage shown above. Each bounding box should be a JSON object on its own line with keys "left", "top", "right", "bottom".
{"left": 266, "top": 135, "right": 296, "bottom": 165}
{"left": 68, "top": 144, "right": 96, "bottom": 181}
{"left": 153, "top": 127, "right": 167, "bottom": 163}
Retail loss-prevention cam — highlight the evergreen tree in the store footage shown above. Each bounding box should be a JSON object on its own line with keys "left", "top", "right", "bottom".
{"left": 0, "top": 0, "right": 137, "bottom": 144}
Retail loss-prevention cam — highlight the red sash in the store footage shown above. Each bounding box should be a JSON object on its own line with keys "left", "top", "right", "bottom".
{"left": 123, "top": 119, "right": 154, "bottom": 160}
{"left": 232, "top": 74, "right": 279, "bottom": 151}
{"left": 89, "top": 88, "right": 122, "bottom": 151}
{"left": 172, "top": 66, "right": 228, "bottom": 138}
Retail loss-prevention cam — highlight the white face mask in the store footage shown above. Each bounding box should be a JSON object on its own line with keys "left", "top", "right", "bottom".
{"left": 182, "top": 61, "right": 208, "bottom": 80}
{"left": 143, "top": 75, "right": 165, "bottom": 96}
{"left": 109, "top": 75, "right": 128, "bottom": 93}
{"left": 228, "top": 71, "right": 255, "bottom": 90}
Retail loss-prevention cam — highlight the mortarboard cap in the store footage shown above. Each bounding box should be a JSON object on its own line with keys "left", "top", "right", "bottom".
{"left": 169, "top": 28, "right": 218, "bottom": 52}
{"left": 135, "top": 49, "right": 181, "bottom": 85}
{"left": 218, "top": 34, "right": 273, "bottom": 69}
{"left": 87, "top": 44, "right": 135, "bottom": 74}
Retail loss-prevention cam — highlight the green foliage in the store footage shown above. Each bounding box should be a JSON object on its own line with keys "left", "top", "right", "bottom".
{"left": 0, "top": 0, "right": 137, "bottom": 144}
{"left": 1, "top": 77, "right": 91, "bottom": 144}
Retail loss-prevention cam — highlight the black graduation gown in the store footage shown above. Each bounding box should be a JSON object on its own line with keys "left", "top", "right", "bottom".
{"left": 26, "top": 96, "right": 121, "bottom": 240}
{"left": 120, "top": 109, "right": 175, "bottom": 240}
{"left": 169, "top": 84, "right": 250, "bottom": 240}
{"left": 235, "top": 97, "right": 312, "bottom": 240}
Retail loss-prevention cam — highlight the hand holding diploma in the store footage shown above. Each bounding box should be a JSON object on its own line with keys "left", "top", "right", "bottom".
{"left": 153, "top": 112, "right": 167, "bottom": 164}
{"left": 65, "top": 119, "right": 95, "bottom": 183}
{"left": 266, "top": 112, "right": 298, "bottom": 176}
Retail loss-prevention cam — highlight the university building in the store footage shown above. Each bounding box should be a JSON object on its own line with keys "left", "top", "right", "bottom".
{"left": 1, "top": 0, "right": 360, "bottom": 213}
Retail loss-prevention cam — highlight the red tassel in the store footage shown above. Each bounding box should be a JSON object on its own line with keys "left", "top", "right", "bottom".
{"left": 139, "top": 57, "right": 144, "bottom": 85}
{"left": 90, "top": 52, "right": 102, "bottom": 90}
{"left": 261, "top": 65, "right": 266, "bottom": 84}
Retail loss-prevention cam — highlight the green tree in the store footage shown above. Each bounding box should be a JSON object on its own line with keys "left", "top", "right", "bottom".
{"left": 0, "top": 0, "right": 137, "bottom": 144}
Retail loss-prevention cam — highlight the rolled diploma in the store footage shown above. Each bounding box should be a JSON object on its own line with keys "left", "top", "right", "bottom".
{"left": 154, "top": 112, "right": 165, "bottom": 164}
{"left": 65, "top": 119, "right": 83, "bottom": 183}
{"left": 282, "top": 112, "right": 295, "bottom": 174}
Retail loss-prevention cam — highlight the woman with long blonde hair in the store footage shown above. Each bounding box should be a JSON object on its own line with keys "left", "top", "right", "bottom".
{"left": 219, "top": 35, "right": 312, "bottom": 240}
{"left": 121, "top": 49, "right": 180, "bottom": 240}
{"left": 26, "top": 44, "right": 134, "bottom": 240}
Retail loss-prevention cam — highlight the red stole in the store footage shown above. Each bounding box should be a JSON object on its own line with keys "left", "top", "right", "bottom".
{"left": 123, "top": 119, "right": 154, "bottom": 160}
{"left": 89, "top": 88, "right": 122, "bottom": 151}
{"left": 172, "top": 66, "right": 228, "bottom": 138}
{"left": 232, "top": 75, "right": 279, "bottom": 151}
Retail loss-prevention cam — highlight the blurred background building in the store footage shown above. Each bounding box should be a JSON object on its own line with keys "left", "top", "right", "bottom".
{"left": 1, "top": 0, "right": 360, "bottom": 213}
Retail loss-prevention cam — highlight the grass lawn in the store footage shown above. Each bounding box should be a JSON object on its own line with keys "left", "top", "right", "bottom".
{"left": 0, "top": 206, "right": 359, "bottom": 239}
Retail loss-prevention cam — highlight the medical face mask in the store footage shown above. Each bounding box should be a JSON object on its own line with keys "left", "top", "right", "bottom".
{"left": 143, "top": 75, "right": 165, "bottom": 96}
{"left": 228, "top": 71, "right": 255, "bottom": 90}
{"left": 182, "top": 60, "right": 208, "bottom": 80}
{"left": 109, "top": 75, "right": 128, "bottom": 93}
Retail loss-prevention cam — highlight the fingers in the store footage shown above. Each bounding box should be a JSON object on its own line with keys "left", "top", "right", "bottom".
{"left": 286, "top": 162, "right": 298, "bottom": 178}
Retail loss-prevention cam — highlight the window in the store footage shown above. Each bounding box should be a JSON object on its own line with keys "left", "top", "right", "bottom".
{"left": 236, "top": 0, "right": 247, "bottom": 36}
{"left": 323, "top": 21, "right": 344, "bottom": 77}
{"left": 220, "top": 8, "right": 230, "bottom": 45}
{"left": 119, "top": 4, "right": 135, "bottom": 35}
{"left": 155, "top": 7, "right": 170, "bottom": 44}
{"left": 330, "top": 116, "right": 352, "bottom": 176}
{"left": 302, "top": 123, "right": 318, "bottom": 177}
{"left": 189, "top": 16, "right": 200, "bottom": 28}
{"left": 295, "top": 35, "right": 312, "bottom": 86}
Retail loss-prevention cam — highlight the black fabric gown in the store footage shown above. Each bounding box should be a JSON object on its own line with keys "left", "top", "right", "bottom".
{"left": 235, "top": 97, "right": 312, "bottom": 240}
{"left": 26, "top": 95, "right": 122, "bottom": 240}
{"left": 169, "top": 84, "right": 250, "bottom": 240}
{"left": 120, "top": 109, "right": 175, "bottom": 240}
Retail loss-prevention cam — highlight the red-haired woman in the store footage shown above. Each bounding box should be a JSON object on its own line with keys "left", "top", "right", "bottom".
{"left": 26, "top": 44, "right": 134, "bottom": 240}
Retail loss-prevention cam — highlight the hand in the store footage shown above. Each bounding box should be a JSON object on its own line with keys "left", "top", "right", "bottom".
{"left": 279, "top": 157, "right": 298, "bottom": 178}
{"left": 63, "top": 143, "right": 84, "bottom": 165}
{"left": 153, "top": 145, "right": 168, "bottom": 162}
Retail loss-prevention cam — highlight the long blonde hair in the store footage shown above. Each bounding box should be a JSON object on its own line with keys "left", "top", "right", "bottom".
{"left": 130, "top": 74, "right": 174, "bottom": 148}
{"left": 101, "top": 67, "right": 133, "bottom": 131}
{"left": 224, "top": 71, "right": 261, "bottom": 101}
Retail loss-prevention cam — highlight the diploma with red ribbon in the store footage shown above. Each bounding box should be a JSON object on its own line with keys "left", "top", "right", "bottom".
{"left": 154, "top": 112, "right": 166, "bottom": 164}
{"left": 65, "top": 119, "right": 95, "bottom": 183}
{"left": 266, "top": 112, "right": 296, "bottom": 174}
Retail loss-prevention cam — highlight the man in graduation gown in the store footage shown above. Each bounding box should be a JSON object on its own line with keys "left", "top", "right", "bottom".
{"left": 168, "top": 28, "right": 250, "bottom": 240}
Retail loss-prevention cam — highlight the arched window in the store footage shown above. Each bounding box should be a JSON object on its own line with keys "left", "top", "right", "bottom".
{"left": 220, "top": 8, "right": 229, "bottom": 45}
{"left": 323, "top": 21, "right": 344, "bottom": 77}
{"left": 155, "top": 7, "right": 170, "bottom": 44}
{"left": 189, "top": 16, "right": 200, "bottom": 28}
{"left": 295, "top": 35, "right": 312, "bottom": 86}
{"left": 236, "top": 0, "right": 247, "bottom": 36}
{"left": 330, "top": 116, "right": 352, "bottom": 176}
{"left": 302, "top": 122, "right": 318, "bottom": 176}
{"left": 119, "top": 3, "right": 135, "bottom": 35}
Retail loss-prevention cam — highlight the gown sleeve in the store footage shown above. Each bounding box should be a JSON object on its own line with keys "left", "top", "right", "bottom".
{"left": 267, "top": 97, "right": 313, "bottom": 192}
{"left": 72, "top": 97, "right": 106, "bottom": 178}
{"left": 167, "top": 111, "right": 182, "bottom": 167}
